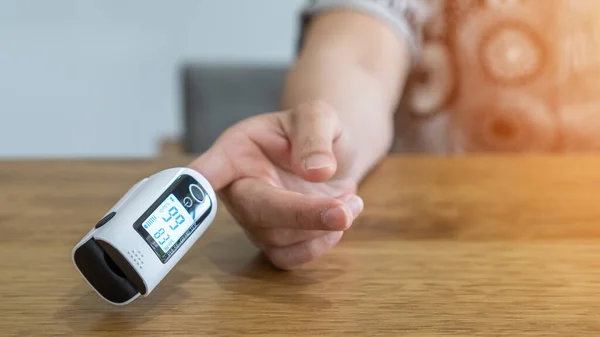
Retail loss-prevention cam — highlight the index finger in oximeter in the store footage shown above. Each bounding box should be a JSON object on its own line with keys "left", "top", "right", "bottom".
{"left": 71, "top": 168, "right": 217, "bottom": 306}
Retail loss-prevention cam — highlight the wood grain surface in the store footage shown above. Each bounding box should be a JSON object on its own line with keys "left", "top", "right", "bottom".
{"left": 2, "top": 156, "right": 600, "bottom": 336}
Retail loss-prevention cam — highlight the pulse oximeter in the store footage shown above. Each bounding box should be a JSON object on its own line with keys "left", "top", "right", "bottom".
{"left": 72, "top": 168, "right": 217, "bottom": 305}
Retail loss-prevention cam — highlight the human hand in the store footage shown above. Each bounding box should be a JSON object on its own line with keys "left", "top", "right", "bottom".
{"left": 189, "top": 101, "right": 364, "bottom": 270}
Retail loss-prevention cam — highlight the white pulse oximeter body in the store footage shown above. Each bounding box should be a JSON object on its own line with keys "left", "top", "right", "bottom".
{"left": 72, "top": 167, "right": 217, "bottom": 306}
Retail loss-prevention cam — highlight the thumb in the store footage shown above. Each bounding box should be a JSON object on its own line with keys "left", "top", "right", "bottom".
{"left": 188, "top": 146, "right": 238, "bottom": 191}
{"left": 287, "top": 101, "right": 342, "bottom": 182}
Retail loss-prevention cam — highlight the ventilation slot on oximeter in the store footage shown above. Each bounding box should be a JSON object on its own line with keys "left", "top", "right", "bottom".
{"left": 72, "top": 168, "right": 217, "bottom": 306}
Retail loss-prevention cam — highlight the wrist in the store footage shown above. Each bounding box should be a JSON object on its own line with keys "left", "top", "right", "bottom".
{"left": 342, "top": 119, "right": 394, "bottom": 183}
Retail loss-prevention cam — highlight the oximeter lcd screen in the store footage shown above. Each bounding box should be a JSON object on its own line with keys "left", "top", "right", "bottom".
{"left": 143, "top": 194, "right": 193, "bottom": 254}
{"left": 133, "top": 175, "right": 212, "bottom": 263}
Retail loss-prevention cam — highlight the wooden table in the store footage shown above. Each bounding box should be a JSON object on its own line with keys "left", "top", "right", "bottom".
{"left": 3, "top": 156, "right": 600, "bottom": 336}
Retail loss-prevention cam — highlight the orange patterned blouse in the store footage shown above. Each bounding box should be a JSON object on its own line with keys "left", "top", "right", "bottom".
{"left": 304, "top": 0, "right": 600, "bottom": 153}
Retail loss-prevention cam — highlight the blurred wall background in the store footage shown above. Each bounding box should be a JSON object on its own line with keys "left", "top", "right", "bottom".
{"left": 0, "top": 0, "right": 305, "bottom": 158}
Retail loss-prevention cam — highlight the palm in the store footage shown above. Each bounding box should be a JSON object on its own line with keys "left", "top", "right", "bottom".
{"left": 276, "top": 168, "right": 355, "bottom": 198}
{"left": 225, "top": 114, "right": 356, "bottom": 199}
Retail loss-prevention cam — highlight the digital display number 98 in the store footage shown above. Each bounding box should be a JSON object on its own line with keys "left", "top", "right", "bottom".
{"left": 153, "top": 206, "right": 186, "bottom": 245}
{"left": 162, "top": 206, "right": 185, "bottom": 230}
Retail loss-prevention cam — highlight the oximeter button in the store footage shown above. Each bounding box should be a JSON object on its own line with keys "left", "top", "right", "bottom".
{"left": 189, "top": 184, "right": 204, "bottom": 203}
{"left": 95, "top": 212, "right": 116, "bottom": 229}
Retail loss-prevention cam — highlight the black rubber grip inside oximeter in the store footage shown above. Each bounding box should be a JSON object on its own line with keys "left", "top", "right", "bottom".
{"left": 97, "top": 240, "right": 147, "bottom": 295}
{"left": 73, "top": 239, "right": 139, "bottom": 304}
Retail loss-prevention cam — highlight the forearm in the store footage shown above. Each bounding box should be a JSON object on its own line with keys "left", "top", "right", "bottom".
{"left": 280, "top": 11, "right": 411, "bottom": 182}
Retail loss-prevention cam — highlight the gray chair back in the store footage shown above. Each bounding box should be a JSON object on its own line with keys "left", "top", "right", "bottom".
{"left": 182, "top": 63, "right": 289, "bottom": 154}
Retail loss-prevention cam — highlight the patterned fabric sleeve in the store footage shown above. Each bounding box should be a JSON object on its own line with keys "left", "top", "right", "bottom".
{"left": 301, "top": 0, "right": 432, "bottom": 60}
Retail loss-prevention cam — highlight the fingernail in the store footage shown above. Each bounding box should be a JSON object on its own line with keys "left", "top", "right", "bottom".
{"left": 345, "top": 195, "right": 364, "bottom": 217}
{"left": 322, "top": 206, "right": 350, "bottom": 230}
{"left": 325, "top": 231, "right": 343, "bottom": 244}
{"left": 304, "top": 154, "right": 333, "bottom": 171}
